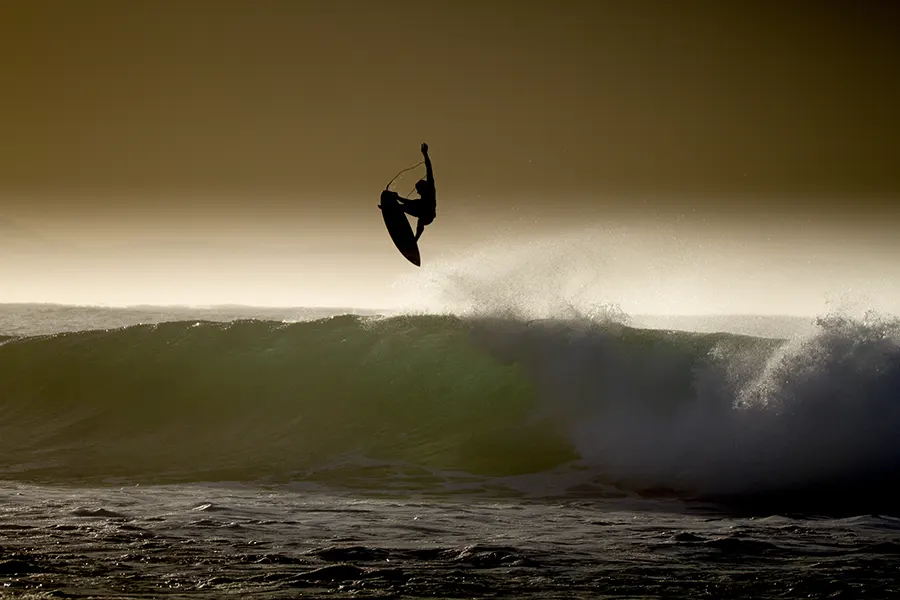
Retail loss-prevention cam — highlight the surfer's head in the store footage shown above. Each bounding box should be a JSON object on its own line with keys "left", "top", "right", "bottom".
{"left": 415, "top": 179, "right": 429, "bottom": 195}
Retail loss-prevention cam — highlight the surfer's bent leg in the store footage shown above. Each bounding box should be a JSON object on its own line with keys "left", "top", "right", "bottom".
{"left": 401, "top": 201, "right": 423, "bottom": 218}
{"left": 414, "top": 219, "right": 426, "bottom": 242}
{"left": 413, "top": 213, "right": 434, "bottom": 242}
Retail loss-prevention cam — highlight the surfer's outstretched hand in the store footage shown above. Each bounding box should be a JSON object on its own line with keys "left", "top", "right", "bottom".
{"left": 421, "top": 143, "right": 428, "bottom": 154}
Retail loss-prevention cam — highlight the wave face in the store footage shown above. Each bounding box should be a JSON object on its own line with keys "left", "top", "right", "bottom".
{"left": 1, "top": 313, "right": 899, "bottom": 506}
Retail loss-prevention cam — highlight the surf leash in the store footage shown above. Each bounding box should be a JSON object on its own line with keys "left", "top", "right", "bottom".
{"left": 384, "top": 161, "right": 424, "bottom": 191}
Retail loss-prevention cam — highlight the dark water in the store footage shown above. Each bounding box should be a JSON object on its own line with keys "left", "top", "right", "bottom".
{"left": 3, "top": 483, "right": 900, "bottom": 599}
{"left": 1, "top": 305, "right": 899, "bottom": 598}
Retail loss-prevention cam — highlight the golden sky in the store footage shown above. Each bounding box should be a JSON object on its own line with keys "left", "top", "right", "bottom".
{"left": 1, "top": 1, "right": 898, "bottom": 311}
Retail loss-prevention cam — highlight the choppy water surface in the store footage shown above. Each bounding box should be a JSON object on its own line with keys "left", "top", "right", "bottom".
{"left": 3, "top": 483, "right": 899, "bottom": 599}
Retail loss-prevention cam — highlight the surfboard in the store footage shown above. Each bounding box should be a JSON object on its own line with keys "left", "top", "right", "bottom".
{"left": 379, "top": 190, "right": 421, "bottom": 266}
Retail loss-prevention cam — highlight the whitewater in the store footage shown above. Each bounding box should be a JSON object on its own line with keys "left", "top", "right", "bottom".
{"left": 1, "top": 297, "right": 898, "bottom": 596}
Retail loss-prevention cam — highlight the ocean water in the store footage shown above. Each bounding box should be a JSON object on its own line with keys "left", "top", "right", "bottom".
{"left": 1, "top": 303, "right": 899, "bottom": 598}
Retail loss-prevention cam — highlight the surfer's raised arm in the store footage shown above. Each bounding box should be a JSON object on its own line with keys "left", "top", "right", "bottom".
{"left": 421, "top": 143, "right": 434, "bottom": 188}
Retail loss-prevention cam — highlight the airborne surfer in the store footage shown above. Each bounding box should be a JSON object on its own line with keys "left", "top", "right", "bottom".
{"left": 393, "top": 143, "right": 436, "bottom": 242}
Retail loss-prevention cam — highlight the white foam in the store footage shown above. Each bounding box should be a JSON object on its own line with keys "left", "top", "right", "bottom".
{"left": 472, "top": 309, "right": 900, "bottom": 496}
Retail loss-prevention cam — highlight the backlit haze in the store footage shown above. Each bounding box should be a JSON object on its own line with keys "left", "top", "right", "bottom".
{"left": 2, "top": 1, "right": 898, "bottom": 316}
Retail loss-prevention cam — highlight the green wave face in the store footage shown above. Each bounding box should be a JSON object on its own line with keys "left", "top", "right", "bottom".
{"left": 0, "top": 316, "right": 577, "bottom": 485}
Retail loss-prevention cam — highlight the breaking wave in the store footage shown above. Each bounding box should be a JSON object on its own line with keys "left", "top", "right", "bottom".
{"left": 1, "top": 311, "right": 898, "bottom": 511}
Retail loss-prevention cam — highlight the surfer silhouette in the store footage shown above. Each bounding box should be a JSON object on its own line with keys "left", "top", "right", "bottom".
{"left": 394, "top": 143, "right": 436, "bottom": 242}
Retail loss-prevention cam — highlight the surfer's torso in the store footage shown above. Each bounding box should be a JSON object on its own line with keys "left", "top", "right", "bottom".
{"left": 418, "top": 187, "right": 437, "bottom": 224}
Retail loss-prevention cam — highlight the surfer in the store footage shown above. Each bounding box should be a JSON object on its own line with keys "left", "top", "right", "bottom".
{"left": 395, "top": 143, "right": 436, "bottom": 242}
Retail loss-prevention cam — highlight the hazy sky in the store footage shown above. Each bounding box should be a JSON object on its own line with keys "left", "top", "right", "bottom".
{"left": 1, "top": 1, "right": 898, "bottom": 313}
